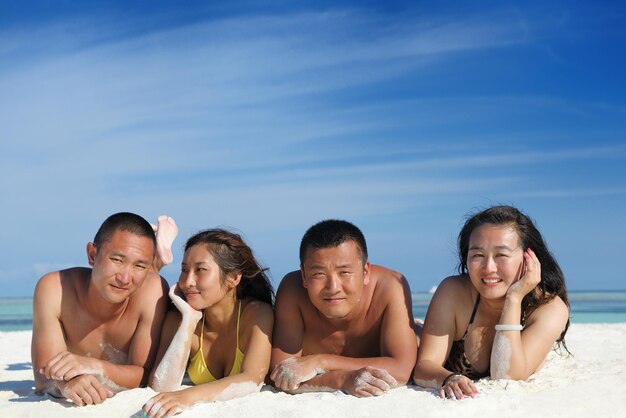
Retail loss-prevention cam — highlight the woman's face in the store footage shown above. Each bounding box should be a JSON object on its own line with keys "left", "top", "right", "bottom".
{"left": 467, "top": 223, "right": 525, "bottom": 300}
{"left": 178, "top": 244, "right": 229, "bottom": 310}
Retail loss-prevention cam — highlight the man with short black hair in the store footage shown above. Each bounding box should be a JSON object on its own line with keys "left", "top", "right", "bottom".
{"left": 270, "top": 219, "right": 417, "bottom": 397}
{"left": 31, "top": 212, "right": 177, "bottom": 405}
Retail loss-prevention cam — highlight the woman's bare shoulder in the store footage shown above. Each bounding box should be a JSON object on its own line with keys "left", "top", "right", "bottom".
{"left": 527, "top": 295, "right": 569, "bottom": 329}
{"left": 242, "top": 299, "right": 274, "bottom": 327}
{"left": 435, "top": 275, "right": 472, "bottom": 297}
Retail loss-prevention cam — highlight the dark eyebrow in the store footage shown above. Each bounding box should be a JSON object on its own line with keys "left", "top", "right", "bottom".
{"left": 495, "top": 245, "right": 516, "bottom": 251}
{"left": 469, "top": 245, "right": 516, "bottom": 251}
{"left": 112, "top": 252, "right": 151, "bottom": 266}
{"left": 336, "top": 264, "right": 354, "bottom": 269}
{"left": 309, "top": 263, "right": 327, "bottom": 269}
{"left": 181, "top": 261, "right": 210, "bottom": 267}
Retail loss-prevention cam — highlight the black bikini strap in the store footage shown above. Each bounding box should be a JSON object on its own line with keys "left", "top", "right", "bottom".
{"left": 469, "top": 294, "right": 480, "bottom": 324}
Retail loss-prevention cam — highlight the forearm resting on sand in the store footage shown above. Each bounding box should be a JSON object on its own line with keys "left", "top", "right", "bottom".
{"left": 272, "top": 354, "right": 400, "bottom": 396}
{"left": 38, "top": 350, "right": 145, "bottom": 392}
{"left": 413, "top": 359, "right": 479, "bottom": 400}
{"left": 144, "top": 368, "right": 265, "bottom": 417}
{"left": 412, "top": 359, "right": 456, "bottom": 388}
{"left": 313, "top": 353, "right": 410, "bottom": 383}
{"left": 300, "top": 367, "right": 397, "bottom": 397}
{"left": 35, "top": 370, "right": 114, "bottom": 406}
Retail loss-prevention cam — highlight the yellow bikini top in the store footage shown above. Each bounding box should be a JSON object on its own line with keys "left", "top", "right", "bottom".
{"left": 187, "top": 300, "right": 245, "bottom": 385}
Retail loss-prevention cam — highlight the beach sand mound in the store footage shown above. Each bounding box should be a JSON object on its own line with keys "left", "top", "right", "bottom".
{"left": 2, "top": 323, "right": 625, "bottom": 417}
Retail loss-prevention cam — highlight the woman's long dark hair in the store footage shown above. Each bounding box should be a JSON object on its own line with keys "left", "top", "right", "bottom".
{"left": 457, "top": 205, "right": 570, "bottom": 352}
{"left": 185, "top": 228, "right": 274, "bottom": 306}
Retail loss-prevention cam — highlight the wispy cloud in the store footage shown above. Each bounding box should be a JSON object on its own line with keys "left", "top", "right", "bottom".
{"left": 1, "top": 4, "right": 625, "bottom": 294}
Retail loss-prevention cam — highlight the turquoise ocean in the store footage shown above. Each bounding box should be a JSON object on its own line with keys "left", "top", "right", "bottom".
{"left": 1, "top": 291, "right": 626, "bottom": 332}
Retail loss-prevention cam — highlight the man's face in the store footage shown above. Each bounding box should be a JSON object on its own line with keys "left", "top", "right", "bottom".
{"left": 88, "top": 229, "right": 155, "bottom": 304}
{"left": 301, "top": 240, "right": 370, "bottom": 320}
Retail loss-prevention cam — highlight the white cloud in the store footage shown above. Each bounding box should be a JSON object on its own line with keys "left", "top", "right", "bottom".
{"left": 1, "top": 5, "right": 625, "bottom": 295}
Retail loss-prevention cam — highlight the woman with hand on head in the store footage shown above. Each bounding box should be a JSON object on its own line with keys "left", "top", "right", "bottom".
{"left": 413, "top": 205, "right": 570, "bottom": 400}
{"left": 142, "top": 229, "right": 274, "bottom": 417}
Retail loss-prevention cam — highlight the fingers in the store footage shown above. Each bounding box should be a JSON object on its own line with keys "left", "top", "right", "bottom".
{"left": 270, "top": 359, "right": 301, "bottom": 391}
{"left": 94, "top": 380, "right": 113, "bottom": 402}
{"left": 457, "top": 379, "right": 478, "bottom": 398}
{"left": 351, "top": 378, "right": 384, "bottom": 397}
{"left": 523, "top": 248, "right": 541, "bottom": 285}
{"left": 524, "top": 248, "right": 539, "bottom": 270}
{"left": 143, "top": 395, "right": 184, "bottom": 418}
{"left": 60, "top": 381, "right": 86, "bottom": 406}
{"left": 143, "top": 396, "right": 162, "bottom": 417}
{"left": 350, "top": 367, "right": 396, "bottom": 397}
{"left": 143, "top": 396, "right": 156, "bottom": 414}
{"left": 269, "top": 364, "right": 285, "bottom": 388}
{"left": 63, "top": 375, "right": 109, "bottom": 406}
{"left": 43, "top": 351, "right": 70, "bottom": 379}
{"left": 54, "top": 362, "right": 79, "bottom": 381}
{"left": 44, "top": 352, "right": 97, "bottom": 381}
{"left": 366, "top": 367, "right": 398, "bottom": 388}
{"left": 82, "top": 380, "right": 105, "bottom": 405}
{"left": 273, "top": 368, "right": 299, "bottom": 391}
{"left": 440, "top": 376, "right": 479, "bottom": 400}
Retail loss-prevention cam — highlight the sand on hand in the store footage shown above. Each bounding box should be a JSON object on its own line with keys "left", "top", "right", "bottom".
{"left": 2, "top": 324, "right": 626, "bottom": 417}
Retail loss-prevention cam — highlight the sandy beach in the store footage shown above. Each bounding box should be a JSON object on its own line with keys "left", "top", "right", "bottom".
{"left": 2, "top": 323, "right": 625, "bottom": 417}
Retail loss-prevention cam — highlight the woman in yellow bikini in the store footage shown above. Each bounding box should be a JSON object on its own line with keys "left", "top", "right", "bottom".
{"left": 143, "top": 229, "right": 274, "bottom": 417}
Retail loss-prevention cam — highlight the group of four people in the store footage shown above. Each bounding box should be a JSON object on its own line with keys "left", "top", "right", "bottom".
{"left": 31, "top": 205, "right": 570, "bottom": 417}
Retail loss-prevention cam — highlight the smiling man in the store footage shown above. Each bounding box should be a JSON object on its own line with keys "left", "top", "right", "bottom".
{"left": 31, "top": 212, "right": 171, "bottom": 406}
{"left": 270, "top": 219, "right": 417, "bottom": 397}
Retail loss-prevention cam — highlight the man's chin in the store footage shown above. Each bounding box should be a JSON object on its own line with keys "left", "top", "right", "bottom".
{"left": 102, "top": 288, "right": 133, "bottom": 304}
{"left": 318, "top": 305, "right": 351, "bottom": 320}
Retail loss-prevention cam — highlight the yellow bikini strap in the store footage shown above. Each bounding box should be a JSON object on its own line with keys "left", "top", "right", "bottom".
{"left": 236, "top": 300, "right": 242, "bottom": 349}
{"left": 199, "top": 311, "right": 205, "bottom": 350}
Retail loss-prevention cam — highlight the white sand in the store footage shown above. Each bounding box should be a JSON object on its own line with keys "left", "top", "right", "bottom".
{"left": 2, "top": 324, "right": 625, "bottom": 417}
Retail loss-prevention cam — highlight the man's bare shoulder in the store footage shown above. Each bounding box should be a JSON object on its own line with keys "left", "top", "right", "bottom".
{"left": 370, "top": 264, "right": 404, "bottom": 282}
{"left": 34, "top": 267, "right": 90, "bottom": 298}
{"left": 276, "top": 270, "right": 306, "bottom": 296}
{"left": 369, "top": 264, "right": 409, "bottom": 297}
{"left": 129, "top": 272, "right": 169, "bottom": 307}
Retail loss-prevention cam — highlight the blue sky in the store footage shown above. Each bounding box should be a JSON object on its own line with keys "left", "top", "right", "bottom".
{"left": 1, "top": 1, "right": 625, "bottom": 297}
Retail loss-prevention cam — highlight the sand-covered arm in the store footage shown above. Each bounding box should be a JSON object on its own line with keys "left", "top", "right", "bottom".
{"left": 150, "top": 285, "right": 202, "bottom": 391}
{"left": 491, "top": 249, "right": 569, "bottom": 380}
